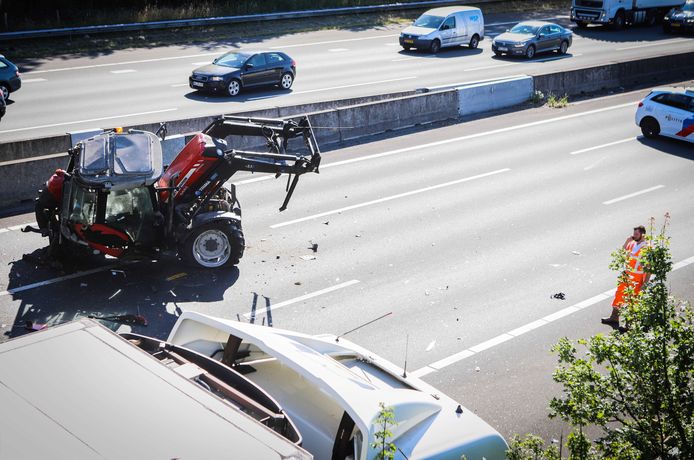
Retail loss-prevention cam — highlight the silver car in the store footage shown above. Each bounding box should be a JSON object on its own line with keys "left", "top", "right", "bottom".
{"left": 491, "top": 21, "right": 573, "bottom": 59}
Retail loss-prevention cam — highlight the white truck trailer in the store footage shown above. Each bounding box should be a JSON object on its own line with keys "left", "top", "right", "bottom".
{"left": 571, "top": 0, "right": 685, "bottom": 29}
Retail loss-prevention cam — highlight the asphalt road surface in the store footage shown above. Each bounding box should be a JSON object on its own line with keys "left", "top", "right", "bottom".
{"left": 1, "top": 9, "right": 692, "bottom": 142}
{"left": 1, "top": 85, "right": 693, "bottom": 443}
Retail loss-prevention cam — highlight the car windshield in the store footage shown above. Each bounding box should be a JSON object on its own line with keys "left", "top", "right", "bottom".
{"left": 414, "top": 14, "right": 444, "bottom": 28}
{"left": 682, "top": 2, "right": 694, "bottom": 11}
{"left": 213, "top": 52, "right": 250, "bottom": 68}
{"left": 510, "top": 24, "right": 540, "bottom": 35}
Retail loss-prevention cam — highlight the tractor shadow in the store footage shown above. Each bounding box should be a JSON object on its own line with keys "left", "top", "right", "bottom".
{"left": 4, "top": 253, "right": 239, "bottom": 342}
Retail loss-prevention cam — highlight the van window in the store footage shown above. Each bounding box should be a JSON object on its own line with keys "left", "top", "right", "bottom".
{"left": 414, "top": 14, "right": 444, "bottom": 29}
{"left": 441, "top": 16, "right": 456, "bottom": 30}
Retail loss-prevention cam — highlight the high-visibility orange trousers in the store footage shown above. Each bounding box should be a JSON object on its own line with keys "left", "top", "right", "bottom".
{"left": 612, "top": 272, "right": 646, "bottom": 308}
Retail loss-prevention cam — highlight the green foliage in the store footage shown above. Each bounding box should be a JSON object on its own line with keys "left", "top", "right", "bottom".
{"left": 531, "top": 90, "right": 546, "bottom": 105}
{"left": 371, "top": 402, "right": 398, "bottom": 460}
{"left": 547, "top": 93, "right": 569, "bottom": 108}
{"left": 506, "top": 434, "right": 560, "bottom": 460}
{"left": 549, "top": 214, "right": 694, "bottom": 459}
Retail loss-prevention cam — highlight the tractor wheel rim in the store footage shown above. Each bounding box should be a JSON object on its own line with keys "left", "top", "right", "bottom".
{"left": 193, "top": 229, "right": 231, "bottom": 267}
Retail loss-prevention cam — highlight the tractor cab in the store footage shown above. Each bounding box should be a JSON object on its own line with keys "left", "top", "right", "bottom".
{"left": 60, "top": 130, "right": 163, "bottom": 256}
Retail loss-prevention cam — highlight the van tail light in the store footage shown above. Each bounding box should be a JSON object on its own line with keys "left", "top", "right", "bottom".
{"left": 638, "top": 101, "right": 643, "bottom": 107}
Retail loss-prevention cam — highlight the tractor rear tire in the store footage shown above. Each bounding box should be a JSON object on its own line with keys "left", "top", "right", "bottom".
{"left": 181, "top": 221, "right": 244, "bottom": 269}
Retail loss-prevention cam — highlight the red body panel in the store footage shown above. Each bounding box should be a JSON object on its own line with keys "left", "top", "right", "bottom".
{"left": 46, "top": 169, "right": 66, "bottom": 201}
{"left": 74, "top": 223, "right": 128, "bottom": 257}
{"left": 157, "top": 134, "right": 220, "bottom": 202}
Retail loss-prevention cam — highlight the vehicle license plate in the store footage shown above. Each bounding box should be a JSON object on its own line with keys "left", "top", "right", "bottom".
{"left": 672, "top": 23, "right": 680, "bottom": 27}
{"left": 498, "top": 46, "right": 508, "bottom": 51}
{"left": 192, "top": 81, "right": 204, "bottom": 87}
{"left": 404, "top": 39, "right": 414, "bottom": 44}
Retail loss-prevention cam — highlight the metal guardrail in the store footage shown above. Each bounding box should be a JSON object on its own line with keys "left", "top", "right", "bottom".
{"left": 0, "top": 0, "right": 509, "bottom": 40}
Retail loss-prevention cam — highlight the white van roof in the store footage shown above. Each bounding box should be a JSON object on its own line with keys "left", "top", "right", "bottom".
{"left": 425, "top": 6, "right": 481, "bottom": 16}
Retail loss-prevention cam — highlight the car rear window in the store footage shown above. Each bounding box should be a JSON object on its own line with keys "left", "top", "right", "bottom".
{"left": 266, "top": 53, "right": 285, "bottom": 64}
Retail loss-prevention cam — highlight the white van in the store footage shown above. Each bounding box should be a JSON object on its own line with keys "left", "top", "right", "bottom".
{"left": 399, "top": 6, "right": 485, "bottom": 53}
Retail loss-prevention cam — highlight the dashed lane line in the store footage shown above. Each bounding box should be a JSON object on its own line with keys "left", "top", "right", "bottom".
{"left": 242, "top": 280, "right": 360, "bottom": 319}
{"left": 570, "top": 137, "right": 636, "bottom": 155}
{"left": 411, "top": 254, "right": 694, "bottom": 378}
{"left": 603, "top": 185, "right": 665, "bottom": 205}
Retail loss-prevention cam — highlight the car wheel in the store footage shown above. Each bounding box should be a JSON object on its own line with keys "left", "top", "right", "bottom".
{"left": 576, "top": 21, "right": 589, "bottom": 29}
{"left": 525, "top": 44, "right": 536, "bottom": 59}
{"left": 469, "top": 34, "right": 479, "bottom": 49}
{"left": 559, "top": 41, "right": 569, "bottom": 55}
{"left": 181, "top": 221, "right": 244, "bottom": 269}
{"left": 494, "top": 50, "right": 503, "bottom": 57}
{"left": 279, "top": 72, "right": 294, "bottom": 90}
{"left": 0, "top": 84, "right": 9, "bottom": 101}
{"left": 663, "top": 23, "right": 671, "bottom": 33}
{"left": 640, "top": 117, "right": 660, "bottom": 138}
{"left": 402, "top": 45, "right": 411, "bottom": 51}
{"left": 227, "top": 79, "right": 241, "bottom": 97}
{"left": 611, "top": 11, "right": 625, "bottom": 30}
{"left": 430, "top": 39, "right": 441, "bottom": 54}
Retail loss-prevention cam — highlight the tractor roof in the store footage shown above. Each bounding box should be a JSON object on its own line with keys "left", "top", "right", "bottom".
{"left": 75, "top": 130, "right": 163, "bottom": 190}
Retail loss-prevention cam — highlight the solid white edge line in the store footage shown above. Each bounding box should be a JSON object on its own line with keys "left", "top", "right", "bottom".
{"left": 616, "top": 38, "right": 690, "bottom": 51}
{"left": 602, "top": 185, "right": 665, "bottom": 205}
{"left": 21, "top": 78, "right": 47, "bottom": 83}
{"left": 271, "top": 34, "right": 399, "bottom": 49}
{"left": 242, "top": 279, "right": 360, "bottom": 319}
{"left": 570, "top": 137, "right": 636, "bottom": 155}
{"left": 0, "top": 264, "right": 130, "bottom": 297}
{"left": 110, "top": 69, "right": 136, "bottom": 74}
{"left": 0, "top": 152, "right": 69, "bottom": 167}
{"left": 0, "top": 108, "right": 178, "bottom": 134}
{"left": 270, "top": 168, "right": 510, "bottom": 228}
{"left": 410, "top": 255, "right": 694, "bottom": 377}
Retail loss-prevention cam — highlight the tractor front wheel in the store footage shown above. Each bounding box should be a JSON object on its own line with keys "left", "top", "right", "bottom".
{"left": 181, "top": 221, "right": 244, "bottom": 269}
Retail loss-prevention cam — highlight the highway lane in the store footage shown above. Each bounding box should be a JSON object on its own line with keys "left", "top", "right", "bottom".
{"left": 1, "top": 86, "right": 693, "bottom": 441}
{"left": 2, "top": 9, "right": 692, "bottom": 141}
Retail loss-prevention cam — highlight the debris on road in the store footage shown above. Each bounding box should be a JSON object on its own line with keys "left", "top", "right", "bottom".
{"left": 88, "top": 314, "right": 148, "bottom": 326}
{"left": 323, "top": 221, "right": 329, "bottom": 225}
{"left": 425, "top": 340, "right": 436, "bottom": 352}
{"left": 475, "top": 366, "right": 481, "bottom": 372}
{"left": 169, "top": 289, "right": 177, "bottom": 297}
{"left": 25, "top": 321, "right": 47, "bottom": 331}
{"left": 571, "top": 251, "right": 581, "bottom": 255}
{"left": 111, "top": 269, "right": 126, "bottom": 278}
{"left": 108, "top": 289, "right": 122, "bottom": 300}
{"left": 551, "top": 292, "right": 566, "bottom": 300}
{"left": 80, "top": 283, "right": 88, "bottom": 287}
{"left": 300, "top": 255, "right": 316, "bottom": 261}
{"left": 310, "top": 242, "right": 318, "bottom": 253}
{"left": 166, "top": 272, "right": 187, "bottom": 281}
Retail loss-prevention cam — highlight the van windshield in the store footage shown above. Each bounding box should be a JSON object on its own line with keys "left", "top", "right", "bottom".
{"left": 510, "top": 24, "right": 540, "bottom": 35}
{"left": 414, "top": 14, "right": 444, "bottom": 29}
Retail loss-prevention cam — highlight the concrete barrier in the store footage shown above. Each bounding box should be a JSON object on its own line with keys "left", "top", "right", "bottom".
{"left": 534, "top": 51, "right": 694, "bottom": 97}
{"left": 457, "top": 75, "right": 533, "bottom": 117}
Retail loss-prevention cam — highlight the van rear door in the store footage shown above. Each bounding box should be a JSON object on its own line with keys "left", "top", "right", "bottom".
{"left": 455, "top": 12, "right": 467, "bottom": 43}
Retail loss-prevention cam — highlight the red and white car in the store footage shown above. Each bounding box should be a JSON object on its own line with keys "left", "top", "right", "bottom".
{"left": 635, "top": 87, "right": 694, "bottom": 143}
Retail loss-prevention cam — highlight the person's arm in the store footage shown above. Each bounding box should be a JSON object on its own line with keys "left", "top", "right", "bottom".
{"left": 623, "top": 236, "right": 633, "bottom": 250}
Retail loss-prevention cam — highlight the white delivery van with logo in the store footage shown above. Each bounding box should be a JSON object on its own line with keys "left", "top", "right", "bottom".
{"left": 399, "top": 6, "right": 485, "bottom": 53}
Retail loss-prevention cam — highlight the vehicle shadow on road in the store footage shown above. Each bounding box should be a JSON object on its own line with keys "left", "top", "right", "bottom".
{"left": 398, "top": 48, "right": 483, "bottom": 58}
{"left": 570, "top": 24, "right": 676, "bottom": 43}
{"left": 636, "top": 136, "right": 694, "bottom": 161}
{"left": 183, "top": 88, "right": 292, "bottom": 103}
{"left": 3, "top": 254, "right": 240, "bottom": 342}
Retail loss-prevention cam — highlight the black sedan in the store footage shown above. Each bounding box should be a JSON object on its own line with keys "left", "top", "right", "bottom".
{"left": 663, "top": 0, "right": 694, "bottom": 34}
{"left": 491, "top": 21, "right": 572, "bottom": 59}
{"left": 190, "top": 51, "right": 296, "bottom": 97}
{"left": 0, "top": 54, "right": 21, "bottom": 101}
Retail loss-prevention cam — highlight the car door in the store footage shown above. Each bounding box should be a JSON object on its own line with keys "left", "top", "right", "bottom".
{"left": 549, "top": 24, "right": 564, "bottom": 50}
{"left": 659, "top": 94, "right": 694, "bottom": 141}
{"left": 439, "top": 15, "right": 456, "bottom": 46}
{"left": 241, "top": 53, "right": 271, "bottom": 87}
{"left": 536, "top": 25, "right": 553, "bottom": 52}
{"left": 264, "top": 52, "right": 287, "bottom": 84}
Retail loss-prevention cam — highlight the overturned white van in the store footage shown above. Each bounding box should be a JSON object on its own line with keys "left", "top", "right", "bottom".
{"left": 399, "top": 6, "right": 485, "bottom": 53}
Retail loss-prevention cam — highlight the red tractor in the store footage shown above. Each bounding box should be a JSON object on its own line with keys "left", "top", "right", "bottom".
{"left": 25, "top": 116, "right": 321, "bottom": 269}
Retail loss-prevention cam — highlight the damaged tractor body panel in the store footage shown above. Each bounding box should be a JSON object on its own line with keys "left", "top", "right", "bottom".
{"left": 28, "top": 116, "right": 321, "bottom": 269}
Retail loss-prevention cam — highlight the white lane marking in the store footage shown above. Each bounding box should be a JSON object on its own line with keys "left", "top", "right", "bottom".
{"left": 110, "top": 69, "right": 136, "bottom": 74}
{"left": 242, "top": 280, "right": 360, "bottom": 318}
{"left": 0, "top": 228, "right": 8, "bottom": 234}
{"left": 191, "top": 61, "right": 210, "bottom": 66}
{"left": 464, "top": 62, "right": 514, "bottom": 72}
{"left": 570, "top": 137, "right": 636, "bottom": 155}
{"left": 23, "top": 52, "right": 220, "bottom": 75}
{"left": 616, "top": 38, "right": 691, "bottom": 51}
{"left": 0, "top": 264, "right": 127, "bottom": 297}
{"left": 8, "top": 224, "right": 30, "bottom": 231}
{"left": 292, "top": 76, "right": 416, "bottom": 95}
{"left": 392, "top": 57, "right": 418, "bottom": 62}
{"left": 487, "top": 16, "right": 568, "bottom": 27}
{"left": 328, "top": 48, "right": 349, "bottom": 52}
{"left": 233, "top": 100, "right": 639, "bottom": 188}
{"left": 271, "top": 34, "right": 399, "bottom": 49}
{"left": 0, "top": 152, "right": 68, "bottom": 167}
{"left": 603, "top": 185, "right": 665, "bottom": 205}
{"left": 0, "top": 108, "right": 178, "bottom": 134}
{"left": 411, "top": 254, "right": 694, "bottom": 378}
{"left": 384, "top": 43, "right": 400, "bottom": 46}
{"left": 271, "top": 169, "right": 510, "bottom": 228}
{"left": 21, "top": 78, "right": 47, "bottom": 83}
{"left": 170, "top": 83, "right": 189, "bottom": 87}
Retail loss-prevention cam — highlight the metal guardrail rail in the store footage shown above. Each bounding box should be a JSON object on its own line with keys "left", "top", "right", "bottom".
{"left": 0, "top": 0, "right": 509, "bottom": 40}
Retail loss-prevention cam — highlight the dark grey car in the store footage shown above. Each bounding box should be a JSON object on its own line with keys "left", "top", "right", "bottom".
{"left": 0, "top": 55, "right": 21, "bottom": 101}
{"left": 190, "top": 51, "right": 296, "bottom": 97}
{"left": 491, "top": 21, "right": 573, "bottom": 59}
